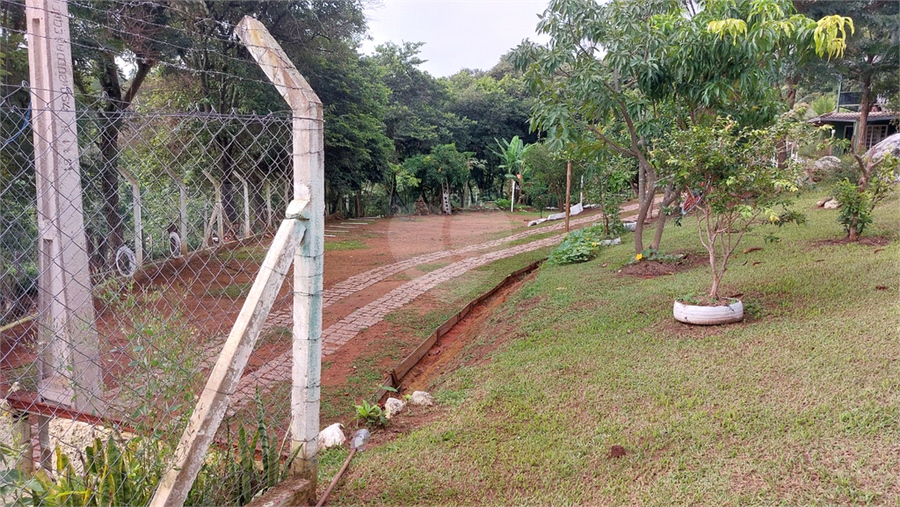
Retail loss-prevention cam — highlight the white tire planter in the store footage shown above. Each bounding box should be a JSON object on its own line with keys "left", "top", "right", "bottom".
{"left": 115, "top": 245, "right": 137, "bottom": 277}
{"left": 673, "top": 299, "right": 743, "bottom": 325}
{"left": 168, "top": 231, "right": 183, "bottom": 258}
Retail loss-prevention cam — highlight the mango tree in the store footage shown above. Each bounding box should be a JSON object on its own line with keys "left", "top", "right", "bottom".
{"left": 512, "top": 0, "right": 853, "bottom": 255}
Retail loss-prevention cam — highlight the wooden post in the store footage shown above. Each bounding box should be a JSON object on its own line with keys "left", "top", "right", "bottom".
{"left": 236, "top": 16, "right": 324, "bottom": 500}
{"left": 149, "top": 199, "right": 309, "bottom": 507}
{"left": 565, "top": 160, "right": 572, "bottom": 232}
{"left": 510, "top": 180, "right": 515, "bottom": 212}
{"left": 26, "top": 0, "right": 102, "bottom": 413}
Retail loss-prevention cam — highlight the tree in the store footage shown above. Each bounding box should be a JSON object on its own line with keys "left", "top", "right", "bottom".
{"left": 372, "top": 42, "right": 465, "bottom": 162}
{"left": 654, "top": 114, "right": 811, "bottom": 300}
{"left": 794, "top": 1, "right": 899, "bottom": 152}
{"left": 443, "top": 64, "right": 537, "bottom": 196}
{"left": 512, "top": 0, "right": 853, "bottom": 255}
{"left": 402, "top": 143, "right": 471, "bottom": 207}
{"left": 491, "top": 136, "right": 529, "bottom": 204}
{"left": 69, "top": 0, "right": 174, "bottom": 265}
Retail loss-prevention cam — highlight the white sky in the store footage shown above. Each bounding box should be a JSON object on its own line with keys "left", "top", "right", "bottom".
{"left": 361, "top": 0, "right": 549, "bottom": 77}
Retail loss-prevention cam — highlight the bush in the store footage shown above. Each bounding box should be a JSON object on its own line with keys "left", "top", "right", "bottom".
{"left": 494, "top": 198, "right": 511, "bottom": 210}
{"left": 833, "top": 178, "right": 873, "bottom": 237}
{"left": 547, "top": 224, "right": 618, "bottom": 266}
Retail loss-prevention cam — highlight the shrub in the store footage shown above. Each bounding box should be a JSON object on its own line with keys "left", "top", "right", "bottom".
{"left": 547, "top": 224, "right": 618, "bottom": 266}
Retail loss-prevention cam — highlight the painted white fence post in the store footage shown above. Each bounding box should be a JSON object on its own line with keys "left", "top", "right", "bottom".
{"left": 234, "top": 171, "right": 251, "bottom": 238}
{"left": 26, "top": 0, "right": 102, "bottom": 413}
{"left": 235, "top": 16, "right": 324, "bottom": 497}
{"left": 163, "top": 166, "right": 189, "bottom": 256}
{"left": 119, "top": 166, "right": 142, "bottom": 267}
{"left": 265, "top": 179, "right": 273, "bottom": 229}
{"left": 201, "top": 169, "right": 224, "bottom": 247}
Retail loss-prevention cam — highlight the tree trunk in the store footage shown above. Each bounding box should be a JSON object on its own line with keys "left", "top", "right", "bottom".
{"left": 855, "top": 75, "right": 873, "bottom": 153}
{"left": 96, "top": 55, "right": 152, "bottom": 266}
{"left": 99, "top": 115, "right": 124, "bottom": 266}
{"left": 777, "top": 74, "right": 798, "bottom": 168}
{"left": 564, "top": 160, "right": 572, "bottom": 232}
{"left": 848, "top": 214, "right": 859, "bottom": 241}
{"left": 651, "top": 182, "right": 676, "bottom": 252}
{"left": 632, "top": 159, "right": 656, "bottom": 253}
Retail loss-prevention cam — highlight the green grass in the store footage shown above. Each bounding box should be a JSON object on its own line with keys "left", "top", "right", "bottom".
{"left": 215, "top": 246, "right": 267, "bottom": 265}
{"left": 330, "top": 190, "right": 900, "bottom": 505}
{"left": 206, "top": 282, "right": 253, "bottom": 299}
{"left": 415, "top": 262, "right": 449, "bottom": 273}
{"left": 325, "top": 239, "right": 368, "bottom": 251}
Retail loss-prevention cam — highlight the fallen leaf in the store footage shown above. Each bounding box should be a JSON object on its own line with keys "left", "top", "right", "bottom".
{"left": 752, "top": 261, "right": 762, "bottom": 266}
{"left": 743, "top": 246, "right": 763, "bottom": 254}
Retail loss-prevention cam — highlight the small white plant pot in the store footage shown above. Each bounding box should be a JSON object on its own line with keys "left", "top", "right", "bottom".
{"left": 673, "top": 299, "right": 743, "bottom": 325}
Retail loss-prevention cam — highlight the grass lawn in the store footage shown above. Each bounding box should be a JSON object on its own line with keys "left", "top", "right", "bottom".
{"left": 325, "top": 190, "right": 900, "bottom": 505}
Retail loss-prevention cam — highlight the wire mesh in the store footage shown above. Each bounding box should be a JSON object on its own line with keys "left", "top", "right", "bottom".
{"left": 0, "top": 6, "right": 313, "bottom": 501}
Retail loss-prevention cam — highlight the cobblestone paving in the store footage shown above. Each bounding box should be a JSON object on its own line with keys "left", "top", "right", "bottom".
{"left": 228, "top": 202, "right": 652, "bottom": 412}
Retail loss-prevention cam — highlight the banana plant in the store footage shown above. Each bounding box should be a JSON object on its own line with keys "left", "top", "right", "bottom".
{"left": 492, "top": 136, "right": 532, "bottom": 203}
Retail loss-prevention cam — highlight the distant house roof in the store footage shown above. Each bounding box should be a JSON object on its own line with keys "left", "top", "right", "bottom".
{"left": 808, "top": 110, "right": 899, "bottom": 124}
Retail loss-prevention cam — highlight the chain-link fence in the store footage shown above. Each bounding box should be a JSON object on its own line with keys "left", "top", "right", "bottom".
{"left": 0, "top": 4, "right": 318, "bottom": 504}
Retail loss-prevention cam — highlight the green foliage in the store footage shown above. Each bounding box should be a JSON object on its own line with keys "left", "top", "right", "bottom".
{"left": 402, "top": 144, "right": 472, "bottom": 205}
{"left": 442, "top": 69, "right": 537, "bottom": 195}
{"left": 547, "top": 224, "right": 618, "bottom": 266}
{"left": 355, "top": 400, "right": 387, "bottom": 427}
{"left": 833, "top": 179, "right": 873, "bottom": 237}
{"left": 3, "top": 390, "right": 298, "bottom": 506}
{"left": 494, "top": 198, "right": 512, "bottom": 210}
{"left": 653, "top": 112, "right": 814, "bottom": 297}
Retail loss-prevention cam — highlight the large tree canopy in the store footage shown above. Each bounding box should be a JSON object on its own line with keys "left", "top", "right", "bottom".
{"left": 512, "top": 0, "right": 851, "bottom": 253}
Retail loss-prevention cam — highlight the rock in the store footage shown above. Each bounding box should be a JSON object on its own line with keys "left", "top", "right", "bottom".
{"left": 622, "top": 222, "right": 637, "bottom": 232}
{"left": 409, "top": 391, "right": 434, "bottom": 406}
{"left": 318, "top": 423, "right": 346, "bottom": 449}
{"left": 816, "top": 197, "right": 831, "bottom": 207}
{"left": 867, "top": 133, "right": 900, "bottom": 165}
{"left": 823, "top": 199, "right": 840, "bottom": 209}
{"left": 384, "top": 397, "right": 406, "bottom": 419}
{"left": 814, "top": 155, "right": 842, "bottom": 171}
{"left": 808, "top": 155, "right": 843, "bottom": 182}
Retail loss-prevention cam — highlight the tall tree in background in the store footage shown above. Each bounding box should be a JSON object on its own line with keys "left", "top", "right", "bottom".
{"left": 443, "top": 62, "right": 537, "bottom": 196}
{"left": 372, "top": 42, "right": 465, "bottom": 162}
{"left": 794, "top": 0, "right": 899, "bottom": 152}
{"left": 69, "top": 0, "right": 174, "bottom": 265}
{"left": 513, "top": 0, "right": 853, "bottom": 254}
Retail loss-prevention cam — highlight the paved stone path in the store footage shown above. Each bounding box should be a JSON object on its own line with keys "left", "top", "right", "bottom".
{"left": 227, "top": 202, "right": 654, "bottom": 413}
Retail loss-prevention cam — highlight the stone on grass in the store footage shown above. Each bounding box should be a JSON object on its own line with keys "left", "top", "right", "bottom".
{"left": 823, "top": 199, "right": 840, "bottom": 209}
{"left": 318, "top": 423, "right": 346, "bottom": 449}
{"left": 384, "top": 397, "right": 406, "bottom": 419}
{"left": 867, "top": 133, "right": 900, "bottom": 165}
{"left": 409, "top": 391, "right": 434, "bottom": 406}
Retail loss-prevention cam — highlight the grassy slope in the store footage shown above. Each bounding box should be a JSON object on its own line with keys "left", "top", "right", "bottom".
{"left": 329, "top": 191, "right": 900, "bottom": 506}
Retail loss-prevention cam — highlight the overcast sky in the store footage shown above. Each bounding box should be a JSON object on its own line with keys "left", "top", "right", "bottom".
{"left": 361, "top": 0, "right": 549, "bottom": 77}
